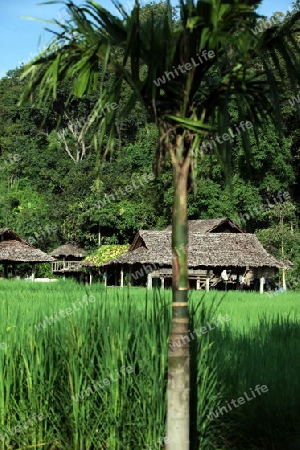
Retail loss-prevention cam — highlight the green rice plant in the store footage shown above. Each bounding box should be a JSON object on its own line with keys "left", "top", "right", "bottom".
{"left": 188, "top": 292, "right": 228, "bottom": 450}
{"left": 198, "top": 291, "right": 300, "bottom": 450}
{"left": 0, "top": 281, "right": 299, "bottom": 449}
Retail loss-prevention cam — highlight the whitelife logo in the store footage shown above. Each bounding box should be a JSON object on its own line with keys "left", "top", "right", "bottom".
{"left": 142, "top": 435, "right": 171, "bottom": 450}
{"left": 34, "top": 295, "right": 96, "bottom": 331}
{"left": 0, "top": 413, "right": 45, "bottom": 442}
{"left": 235, "top": 191, "right": 290, "bottom": 224}
{"left": 72, "top": 366, "right": 134, "bottom": 402}
{"left": 153, "top": 50, "right": 215, "bottom": 87}
{"left": 250, "top": 6, "right": 295, "bottom": 37}
{"left": 207, "top": 384, "right": 269, "bottom": 421}
{"left": 94, "top": 172, "right": 155, "bottom": 209}
{"left": 251, "top": 19, "right": 275, "bottom": 36}
{"left": 191, "top": 121, "right": 253, "bottom": 157}
{"left": 169, "top": 314, "right": 230, "bottom": 352}
{"left": 288, "top": 93, "right": 300, "bottom": 107}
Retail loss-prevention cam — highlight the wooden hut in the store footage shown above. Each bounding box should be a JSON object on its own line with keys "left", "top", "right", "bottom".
{"left": 50, "top": 244, "right": 86, "bottom": 277}
{"left": 0, "top": 228, "right": 55, "bottom": 279}
{"left": 102, "top": 218, "right": 286, "bottom": 292}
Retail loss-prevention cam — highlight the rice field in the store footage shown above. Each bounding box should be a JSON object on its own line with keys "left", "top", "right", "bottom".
{"left": 0, "top": 280, "right": 299, "bottom": 450}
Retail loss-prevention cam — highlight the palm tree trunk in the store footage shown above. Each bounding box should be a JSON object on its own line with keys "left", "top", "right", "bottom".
{"left": 166, "top": 149, "right": 190, "bottom": 450}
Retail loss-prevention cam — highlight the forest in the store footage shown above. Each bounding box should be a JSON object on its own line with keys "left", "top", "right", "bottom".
{"left": 0, "top": 1, "right": 300, "bottom": 280}
{"left": 1, "top": 2, "right": 300, "bottom": 449}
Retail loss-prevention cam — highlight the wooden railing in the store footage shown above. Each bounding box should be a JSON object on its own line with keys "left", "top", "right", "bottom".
{"left": 152, "top": 268, "right": 208, "bottom": 277}
{"left": 52, "top": 261, "right": 82, "bottom": 272}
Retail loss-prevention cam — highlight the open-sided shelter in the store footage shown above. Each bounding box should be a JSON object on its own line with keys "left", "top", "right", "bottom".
{"left": 0, "top": 228, "right": 55, "bottom": 279}
{"left": 50, "top": 244, "right": 86, "bottom": 276}
{"left": 102, "top": 218, "right": 287, "bottom": 292}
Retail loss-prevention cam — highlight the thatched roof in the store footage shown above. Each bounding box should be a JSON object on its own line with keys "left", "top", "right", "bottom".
{"left": 129, "top": 230, "right": 170, "bottom": 252}
{"left": 189, "top": 234, "right": 284, "bottom": 268}
{"left": 0, "top": 228, "right": 55, "bottom": 263}
{"left": 129, "top": 218, "right": 243, "bottom": 252}
{"left": 164, "top": 218, "right": 244, "bottom": 234}
{"left": 50, "top": 244, "right": 86, "bottom": 258}
{"left": 0, "top": 240, "right": 55, "bottom": 263}
{"left": 281, "top": 259, "right": 293, "bottom": 270}
{"left": 0, "top": 228, "right": 30, "bottom": 245}
{"left": 104, "top": 231, "right": 285, "bottom": 269}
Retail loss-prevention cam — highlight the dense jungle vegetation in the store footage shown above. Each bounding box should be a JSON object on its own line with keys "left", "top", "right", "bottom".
{"left": 0, "top": 2, "right": 300, "bottom": 279}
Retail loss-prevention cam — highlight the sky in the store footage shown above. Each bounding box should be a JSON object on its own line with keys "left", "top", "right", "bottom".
{"left": 0, "top": 0, "right": 295, "bottom": 79}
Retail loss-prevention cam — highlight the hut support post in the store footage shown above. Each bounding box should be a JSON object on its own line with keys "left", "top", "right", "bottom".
{"left": 120, "top": 266, "right": 124, "bottom": 288}
{"left": 161, "top": 277, "right": 165, "bottom": 290}
{"left": 3, "top": 264, "right": 8, "bottom": 279}
{"left": 98, "top": 224, "right": 101, "bottom": 246}
{"left": 31, "top": 264, "right": 36, "bottom": 282}
{"left": 89, "top": 273, "right": 93, "bottom": 285}
{"left": 128, "top": 268, "right": 132, "bottom": 286}
{"left": 147, "top": 273, "right": 152, "bottom": 289}
{"left": 259, "top": 277, "right": 264, "bottom": 294}
{"left": 282, "top": 269, "right": 286, "bottom": 290}
{"left": 205, "top": 270, "right": 210, "bottom": 292}
{"left": 104, "top": 272, "right": 107, "bottom": 287}
{"left": 196, "top": 278, "right": 200, "bottom": 290}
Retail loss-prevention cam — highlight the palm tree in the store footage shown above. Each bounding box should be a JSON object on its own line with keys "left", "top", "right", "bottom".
{"left": 21, "top": 1, "right": 300, "bottom": 448}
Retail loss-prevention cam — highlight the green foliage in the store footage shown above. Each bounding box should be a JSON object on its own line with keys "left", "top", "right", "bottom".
{"left": 83, "top": 244, "right": 130, "bottom": 266}
{"left": 20, "top": 0, "right": 300, "bottom": 178}
{"left": 35, "top": 263, "right": 55, "bottom": 278}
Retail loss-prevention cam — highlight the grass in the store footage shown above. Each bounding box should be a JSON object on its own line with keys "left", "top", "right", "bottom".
{"left": 189, "top": 290, "right": 300, "bottom": 450}
{"left": 0, "top": 280, "right": 299, "bottom": 449}
{"left": 0, "top": 281, "right": 170, "bottom": 450}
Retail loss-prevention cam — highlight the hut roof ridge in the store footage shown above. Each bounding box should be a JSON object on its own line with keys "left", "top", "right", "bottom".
{"left": 0, "top": 228, "right": 31, "bottom": 246}
{"left": 50, "top": 243, "right": 86, "bottom": 258}
{"left": 164, "top": 217, "right": 244, "bottom": 233}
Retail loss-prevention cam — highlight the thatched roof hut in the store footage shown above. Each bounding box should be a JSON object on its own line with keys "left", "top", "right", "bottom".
{"left": 50, "top": 243, "right": 86, "bottom": 274}
{"left": 0, "top": 228, "right": 55, "bottom": 263}
{"left": 0, "top": 228, "right": 55, "bottom": 279}
{"left": 102, "top": 218, "right": 287, "bottom": 290}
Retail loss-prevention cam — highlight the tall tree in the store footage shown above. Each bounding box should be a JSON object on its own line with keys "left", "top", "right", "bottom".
{"left": 20, "top": 1, "right": 300, "bottom": 448}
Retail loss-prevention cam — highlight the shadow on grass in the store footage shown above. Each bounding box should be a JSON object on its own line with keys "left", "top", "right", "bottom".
{"left": 205, "top": 317, "right": 300, "bottom": 450}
